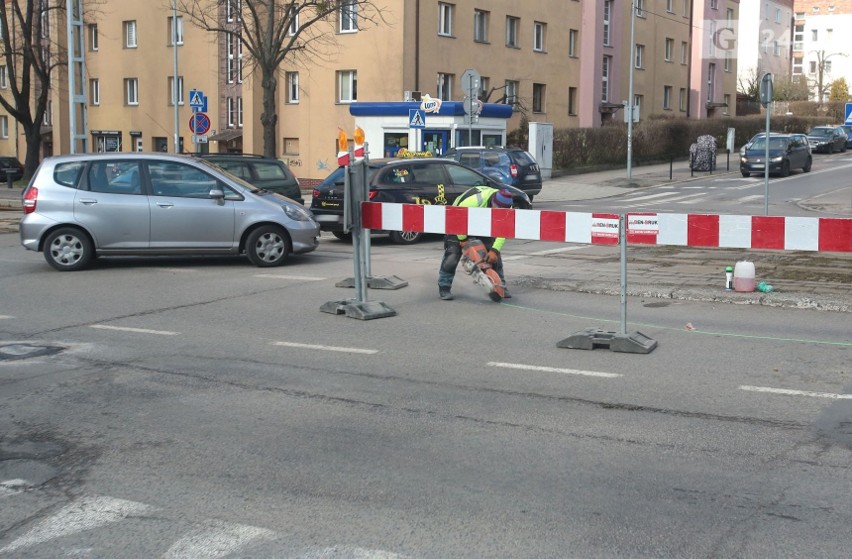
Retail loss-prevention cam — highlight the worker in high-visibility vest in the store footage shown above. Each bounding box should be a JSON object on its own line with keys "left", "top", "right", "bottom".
{"left": 438, "top": 186, "right": 514, "bottom": 301}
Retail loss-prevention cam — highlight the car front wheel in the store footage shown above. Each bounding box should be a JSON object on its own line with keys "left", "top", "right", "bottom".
{"left": 803, "top": 157, "right": 812, "bottom": 172}
{"left": 741, "top": 170, "right": 750, "bottom": 177}
{"left": 780, "top": 160, "right": 790, "bottom": 177}
{"left": 246, "top": 225, "right": 290, "bottom": 267}
{"left": 388, "top": 230, "right": 423, "bottom": 245}
{"left": 44, "top": 227, "right": 93, "bottom": 271}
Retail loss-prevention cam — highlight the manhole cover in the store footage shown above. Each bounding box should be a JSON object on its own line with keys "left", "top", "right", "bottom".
{"left": 0, "top": 343, "right": 65, "bottom": 361}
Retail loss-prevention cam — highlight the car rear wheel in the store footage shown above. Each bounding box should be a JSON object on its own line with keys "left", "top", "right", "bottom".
{"left": 803, "top": 157, "right": 812, "bottom": 172}
{"left": 44, "top": 227, "right": 93, "bottom": 271}
{"left": 246, "top": 225, "right": 290, "bottom": 267}
{"left": 388, "top": 230, "right": 423, "bottom": 245}
{"left": 332, "top": 231, "right": 352, "bottom": 242}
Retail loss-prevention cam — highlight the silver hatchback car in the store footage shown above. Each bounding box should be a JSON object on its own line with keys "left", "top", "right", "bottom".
{"left": 20, "top": 153, "right": 320, "bottom": 271}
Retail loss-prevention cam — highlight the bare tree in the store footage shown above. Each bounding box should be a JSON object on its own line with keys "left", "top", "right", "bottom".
{"left": 809, "top": 50, "right": 847, "bottom": 104}
{"left": 0, "top": 0, "right": 66, "bottom": 179}
{"left": 737, "top": 67, "right": 760, "bottom": 101}
{"left": 177, "top": 0, "right": 386, "bottom": 158}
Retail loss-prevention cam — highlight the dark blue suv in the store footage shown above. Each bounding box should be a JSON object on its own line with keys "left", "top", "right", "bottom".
{"left": 443, "top": 146, "right": 543, "bottom": 200}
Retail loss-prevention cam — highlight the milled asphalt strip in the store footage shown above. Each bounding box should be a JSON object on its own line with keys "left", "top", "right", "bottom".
{"left": 90, "top": 324, "right": 180, "bottom": 336}
{"left": 739, "top": 385, "right": 852, "bottom": 399}
{"left": 488, "top": 361, "right": 622, "bottom": 378}
{"left": 273, "top": 341, "right": 379, "bottom": 354}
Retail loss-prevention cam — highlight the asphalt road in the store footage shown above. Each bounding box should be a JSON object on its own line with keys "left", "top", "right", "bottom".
{"left": 1, "top": 234, "right": 850, "bottom": 558}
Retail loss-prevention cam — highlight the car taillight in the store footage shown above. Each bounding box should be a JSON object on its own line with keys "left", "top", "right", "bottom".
{"left": 509, "top": 164, "right": 518, "bottom": 178}
{"left": 312, "top": 188, "right": 320, "bottom": 199}
{"left": 23, "top": 186, "right": 38, "bottom": 214}
{"left": 368, "top": 190, "right": 378, "bottom": 200}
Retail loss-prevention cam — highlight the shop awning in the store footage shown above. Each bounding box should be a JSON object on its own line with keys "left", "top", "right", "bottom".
{"left": 209, "top": 129, "right": 243, "bottom": 142}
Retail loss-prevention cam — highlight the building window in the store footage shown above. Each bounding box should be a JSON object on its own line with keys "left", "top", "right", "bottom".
{"left": 287, "top": 5, "right": 299, "bottom": 36}
{"left": 792, "top": 56, "right": 803, "bottom": 75}
{"left": 666, "top": 0, "right": 674, "bottom": 12}
{"left": 681, "top": 41, "right": 688, "bottom": 64}
{"left": 569, "top": 29, "right": 578, "bottom": 57}
{"left": 727, "top": 8, "right": 734, "bottom": 22}
{"left": 633, "top": 94, "right": 643, "bottom": 118}
{"left": 90, "top": 79, "right": 99, "bottom": 105}
{"left": 636, "top": 0, "right": 646, "bottom": 17}
{"left": 603, "top": 1, "right": 611, "bottom": 46}
{"left": 479, "top": 76, "right": 490, "bottom": 99}
{"left": 1, "top": 116, "right": 8, "bottom": 139}
{"left": 568, "top": 87, "right": 578, "bottom": 115}
{"left": 665, "top": 38, "right": 673, "bottom": 61}
{"left": 679, "top": 88, "right": 687, "bottom": 111}
{"left": 773, "top": 40, "right": 780, "bottom": 56}
{"left": 505, "top": 16, "right": 519, "bottom": 48}
{"left": 226, "top": 0, "right": 241, "bottom": 22}
{"left": 227, "top": 97, "right": 235, "bottom": 127}
{"left": 533, "top": 22, "right": 545, "bottom": 52}
{"left": 710, "top": 0, "right": 717, "bottom": 9}
{"left": 284, "top": 138, "right": 299, "bottom": 155}
{"left": 340, "top": 1, "right": 358, "bottom": 33}
{"left": 338, "top": 70, "right": 357, "bottom": 103}
{"left": 227, "top": 34, "right": 239, "bottom": 83}
{"left": 438, "top": 3, "right": 453, "bottom": 36}
{"left": 707, "top": 63, "right": 715, "bottom": 101}
{"left": 635, "top": 44, "right": 644, "bottom": 68}
{"left": 794, "top": 24, "right": 803, "bottom": 50}
{"left": 123, "top": 20, "right": 137, "bottom": 48}
{"left": 723, "top": 94, "right": 730, "bottom": 115}
{"left": 238, "top": 96, "right": 243, "bottom": 127}
{"left": 663, "top": 85, "right": 672, "bottom": 109}
{"left": 811, "top": 29, "right": 817, "bottom": 41}
{"left": 601, "top": 55, "right": 611, "bottom": 101}
{"left": 43, "top": 100, "right": 52, "bottom": 126}
{"left": 169, "top": 16, "right": 183, "bottom": 45}
{"left": 532, "top": 83, "right": 545, "bottom": 113}
{"left": 809, "top": 60, "right": 816, "bottom": 74}
{"left": 504, "top": 80, "right": 518, "bottom": 108}
{"left": 89, "top": 24, "right": 98, "bottom": 51}
{"left": 825, "top": 61, "right": 832, "bottom": 73}
{"left": 775, "top": 8, "right": 781, "bottom": 22}
{"left": 168, "top": 76, "right": 184, "bottom": 105}
{"left": 474, "top": 10, "right": 489, "bottom": 43}
{"left": 437, "top": 73, "right": 453, "bottom": 101}
{"left": 286, "top": 72, "right": 299, "bottom": 103}
{"left": 725, "top": 51, "right": 732, "bottom": 71}
{"left": 0, "top": 66, "right": 6, "bottom": 89}
{"left": 125, "top": 78, "right": 139, "bottom": 105}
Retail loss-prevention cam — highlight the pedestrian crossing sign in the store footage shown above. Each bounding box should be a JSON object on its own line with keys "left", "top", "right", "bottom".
{"left": 409, "top": 109, "right": 426, "bottom": 129}
{"left": 846, "top": 102, "right": 852, "bottom": 124}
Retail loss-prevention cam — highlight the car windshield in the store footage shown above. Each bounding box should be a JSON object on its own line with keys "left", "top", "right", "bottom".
{"left": 195, "top": 158, "right": 260, "bottom": 192}
{"left": 809, "top": 128, "right": 831, "bottom": 137}
{"left": 750, "top": 138, "right": 788, "bottom": 150}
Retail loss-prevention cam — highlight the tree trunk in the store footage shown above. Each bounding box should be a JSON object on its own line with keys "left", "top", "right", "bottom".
{"left": 23, "top": 129, "right": 42, "bottom": 181}
{"left": 260, "top": 72, "right": 278, "bottom": 158}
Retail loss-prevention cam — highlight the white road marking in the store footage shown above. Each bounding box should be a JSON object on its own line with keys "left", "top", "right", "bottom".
{"left": 300, "top": 547, "right": 413, "bottom": 559}
{"left": 622, "top": 192, "right": 679, "bottom": 202}
{"left": 672, "top": 193, "right": 710, "bottom": 204}
{"left": 254, "top": 274, "right": 327, "bottom": 281}
{"left": 739, "top": 385, "right": 852, "bottom": 399}
{"left": 90, "top": 325, "right": 179, "bottom": 336}
{"left": 163, "top": 522, "right": 275, "bottom": 559}
{"left": 737, "top": 195, "right": 764, "bottom": 203}
{"left": 505, "top": 245, "right": 588, "bottom": 260}
{"left": 0, "top": 479, "right": 28, "bottom": 498}
{"left": 0, "top": 495, "right": 154, "bottom": 553}
{"left": 154, "top": 268, "right": 197, "bottom": 273}
{"left": 273, "top": 341, "right": 378, "bottom": 354}
{"left": 488, "top": 362, "right": 622, "bottom": 378}
{"left": 0, "top": 315, "right": 13, "bottom": 319}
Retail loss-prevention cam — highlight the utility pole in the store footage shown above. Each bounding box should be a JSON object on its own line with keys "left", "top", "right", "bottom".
{"left": 626, "top": 0, "right": 637, "bottom": 181}
{"left": 173, "top": 0, "right": 180, "bottom": 153}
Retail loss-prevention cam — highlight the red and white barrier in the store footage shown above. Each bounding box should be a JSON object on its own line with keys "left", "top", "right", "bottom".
{"left": 360, "top": 202, "right": 852, "bottom": 253}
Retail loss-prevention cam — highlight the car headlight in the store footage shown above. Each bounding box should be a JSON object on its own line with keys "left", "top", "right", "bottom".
{"left": 740, "top": 156, "right": 749, "bottom": 163}
{"left": 282, "top": 204, "right": 314, "bottom": 222}
{"left": 770, "top": 156, "right": 783, "bottom": 163}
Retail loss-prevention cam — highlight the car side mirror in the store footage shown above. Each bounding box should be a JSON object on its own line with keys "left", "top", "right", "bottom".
{"left": 209, "top": 188, "right": 225, "bottom": 199}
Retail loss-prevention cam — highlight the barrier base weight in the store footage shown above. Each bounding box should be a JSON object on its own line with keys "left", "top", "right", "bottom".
{"left": 335, "top": 275, "right": 409, "bottom": 290}
{"left": 320, "top": 298, "right": 397, "bottom": 320}
{"left": 557, "top": 328, "right": 657, "bottom": 354}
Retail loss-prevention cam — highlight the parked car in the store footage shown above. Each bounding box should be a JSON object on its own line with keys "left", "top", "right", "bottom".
{"left": 20, "top": 153, "right": 319, "bottom": 271}
{"left": 0, "top": 156, "right": 25, "bottom": 182}
{"left": 310, "top": 158, "right": 532, "bottom": 244}
{"left": 740, "top": 133, "right": 812, "bottom": 177}
{"left": 806, "top": 126, "right": 847, "bottom": 153}
{"left": 442, "top": 146, "right": 543, "bottom": 200}
{"left": 842, "top": 125, "right": 852, "bottom": 149}
{"left": 196, "top": 153, "right": 304, "bottom": 204}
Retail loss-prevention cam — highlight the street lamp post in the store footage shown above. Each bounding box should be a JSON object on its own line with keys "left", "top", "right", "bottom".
{"left": 627, "top": 0, "right": 637, "bottom": 181}
{"left": 173, "top": 0, "right": 180, "bottom": 153}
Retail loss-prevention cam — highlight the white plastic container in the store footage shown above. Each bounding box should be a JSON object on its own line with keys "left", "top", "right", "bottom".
{"left": 733, "top": 260, "right": 755, "bottom": 292}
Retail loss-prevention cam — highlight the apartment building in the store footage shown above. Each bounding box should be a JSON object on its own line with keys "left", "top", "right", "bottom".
{"left": 792, "top": 0, "right": 852, "bottom": 101}
{"left": 1, "top": 0, "right": 740, "bottom": 185}
{"left": 737, "top": 0, "right": 794, "bottom": 85}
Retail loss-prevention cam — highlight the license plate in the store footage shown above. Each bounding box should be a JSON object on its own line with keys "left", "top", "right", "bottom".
{"left": 526, "top": 175, "right": 540, "bottom": 181}
{"left": 315, "top": 214, "right": 342, "bottom": 223}
{"left": 753, "top": 164, "right": 764, "bottom": 169}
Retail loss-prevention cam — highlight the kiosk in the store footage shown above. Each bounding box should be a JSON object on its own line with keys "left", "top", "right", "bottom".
{"left": 349, "top": 101, "right": 513, "bottom": 158}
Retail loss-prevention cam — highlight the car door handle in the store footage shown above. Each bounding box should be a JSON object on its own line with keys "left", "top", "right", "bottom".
{"left": 79, "top": 198, "right": 98, "bottom": 205}
{"left": 156, "top": 201, "right": 174, "bottom": 208}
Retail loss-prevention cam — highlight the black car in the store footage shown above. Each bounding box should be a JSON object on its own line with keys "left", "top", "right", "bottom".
{"left": 442, "top": 146, "right": 543, "bottom": 200}
{"left": 740, "top": 134, "right": 812, "bottom": 177}
{"left": 196, "top": 154, "right": 304, "bottom": 204}
{"left": 310, "top": 158, "right": 532, "bottom": 244}
{"left": 0, "top": 156, "right": 25, "bottom": 182}
{"left": 842, "top": 125, "right": 852, "bottom": 149}
{"left": 806, "top": 126, "right": 847, "bottom": 154}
